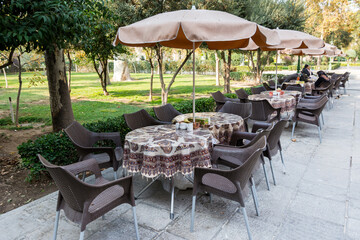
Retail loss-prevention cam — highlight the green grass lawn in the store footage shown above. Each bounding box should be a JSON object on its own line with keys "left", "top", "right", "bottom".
{"left": 0, "top": 71, "right": 225, "bottom": 125}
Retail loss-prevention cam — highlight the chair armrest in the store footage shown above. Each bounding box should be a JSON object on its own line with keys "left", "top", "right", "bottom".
{"left": 252, "top": 122, "right": 271, "bottom": 133}
{"left": 93, "top": 132, "right": 122, "bottom": 147}
{"left": 230, "top": 131, "right": 257, "bottom": 145}
{"left": 63, "top": 158, "right": 102, "bottom": 178}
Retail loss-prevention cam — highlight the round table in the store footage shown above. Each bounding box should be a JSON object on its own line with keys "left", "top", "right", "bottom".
{"left": 173, "top": 112, "right": 244, "bottom": 144}
{"left": 261, "top": 90, "right": 302, "bottom": 98}
{"left": 248, "top": 94, "right": 296, "bottom": 113}
{"left": 283, "top": 81, "right": 315, "bottom": 94}
{"left": 123, "top": 124, "right": 213, "bottom": 178}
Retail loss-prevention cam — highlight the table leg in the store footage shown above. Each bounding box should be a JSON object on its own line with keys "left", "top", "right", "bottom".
{"left": 170, "top": 177, "right": 175, "bottom": 219}
{"left": 135, "top": 175, "right": 160, "bottom": 200}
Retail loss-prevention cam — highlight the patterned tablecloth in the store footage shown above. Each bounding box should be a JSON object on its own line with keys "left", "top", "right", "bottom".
{"left": 248, "top": 94, "right": 297, "bottom": 113}
{"left": 173, "top": 112, "right": 244, "bottom": 144}
{"left": 261, "top": 90, "right": 302, "bottom": 98}
{"left": 123, "top": 124, "right": 212, "bottom": 178}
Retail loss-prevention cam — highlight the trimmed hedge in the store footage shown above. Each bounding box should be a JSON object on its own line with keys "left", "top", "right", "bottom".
{"left": 230, "top": 71, "right": 252, "bottom": 81}
{"left": 17, "top": 97, "right": 216, "bottom": 181}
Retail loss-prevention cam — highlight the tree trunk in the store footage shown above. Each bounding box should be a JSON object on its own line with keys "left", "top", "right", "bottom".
{"left": 149, "top": 57, "right": 154, "bottom": 101}
{"left": 94, "top": 59, "right": 109, "bottom": 95}
{"left": 45, "top": 45, "right": 74, "bottom": 132}
{"left": 106, "top": 63, "right": 110, "bottom": 85}
{"left": 256, "top": 49, "right": 262, "bottom": 83}
{"left": 156, "top": 46, "right": 193, "bottom": 105}
{"left": 220, "top": 50, "right": 232, "bottom": 93}
{"left": 15, "top": 55, "right": 22, "bottom": 127}
{"left": 3, "top": 68, "right": 8, "bottom": 88}
{"left": 67, "top": 50, "right": 72, "bottom": 93}
{"left": 215, "top": 52, "right": 220, "bottom": 86}
{"left": 112, "top": 60, "right": 131, "bottom": 82}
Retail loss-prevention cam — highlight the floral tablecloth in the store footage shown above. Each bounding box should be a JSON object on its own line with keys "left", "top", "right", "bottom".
{"left": 248, "top": 94, "right": 297, "bottom": 113}
{"left": 261, "top": 90, "right": 302, "bottom": 98}
{"left": 123, "top": 124, "right": 212, "bottom": 178}
{"left": 173, "top": 112, "right": 244, "bottom": 144}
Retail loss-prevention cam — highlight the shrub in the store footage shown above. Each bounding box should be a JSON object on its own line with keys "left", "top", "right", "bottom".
{"left": 230, "top": 71, "right": 252, "bottom": 81}
{"left": 18, "top": 131, "right": 78, "bottom": 181}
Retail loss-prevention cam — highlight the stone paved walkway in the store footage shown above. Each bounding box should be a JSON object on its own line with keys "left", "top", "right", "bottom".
{"left": 1, "top": 67, "right": 359, "bottom": 240}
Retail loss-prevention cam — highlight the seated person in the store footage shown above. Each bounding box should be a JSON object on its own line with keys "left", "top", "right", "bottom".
{"left": 301, "top": 64, "right": 313, "bottom": 77}
{"left": 315, "top": 71, "right": 330, "bottom": 88}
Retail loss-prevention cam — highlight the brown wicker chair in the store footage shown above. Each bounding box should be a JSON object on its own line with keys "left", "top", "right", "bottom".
{"left": 213, "top": 122, "right": 274, "bottom": 191}
{"left": 235, "top": 88, "right": 249, "bottom": 103}
{"left": 263, "top": 82, "right": 275, "bottom": 91}
{"left": 292, "top": 96, "right": 328, "bottom": 143}
{"left": 211, "top": 91, "right": 240, "bottom": 111}
{"left": 153, "top": 103, "right": 181, "bottom": 123}
{"left": 249, "top": 99, "right": 281, "bottom": 122}
{"left": 64, "top": 121, "right": 123, "bottom": 180}
{"left": 251, "top": 86, "right": 266, "bottom": 94}
{"left": 124, "top": 109, "right": 168, "bottom": 130}
{"left": 38, "top": 155, "right": 139, "bottom": 240}
{"left": 190, "top": 136, "right": 267, "bottom": 240}
{"left": 218, "top": 101, "right": 252, "bottom": 131}
{"left": 339, "top": 72, "right": 350, "bottom": 94}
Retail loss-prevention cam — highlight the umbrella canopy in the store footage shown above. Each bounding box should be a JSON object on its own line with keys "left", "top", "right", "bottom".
{"left": 240, "top": 29, "right": 325, "bottom": 51}
{"left": 113, "top": 9, "right": 280, "bottom": 49}
{"left": 281, "top": 43, "right": 337, "bottom": 56}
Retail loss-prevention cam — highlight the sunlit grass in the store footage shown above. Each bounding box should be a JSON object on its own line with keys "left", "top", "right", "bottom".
{"left": 0, "top": 71, "right": 226, "bottom": 124}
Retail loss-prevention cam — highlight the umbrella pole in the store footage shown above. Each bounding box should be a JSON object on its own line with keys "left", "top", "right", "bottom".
{"left": 297, "top": 55, "right": 300, "bottom": 73}
{"left": 192, "top": 42, "right": 195, "bottom": 123}
{"left": 275, "top": 50, "right": 278, "bottom": 90}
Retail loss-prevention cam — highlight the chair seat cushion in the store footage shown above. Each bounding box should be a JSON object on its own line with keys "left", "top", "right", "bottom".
{"left": 89, "top": 184, "right": 124, "bottom": 213}
{"left": 202, "top": 173, "right": 237, "bottom": 194}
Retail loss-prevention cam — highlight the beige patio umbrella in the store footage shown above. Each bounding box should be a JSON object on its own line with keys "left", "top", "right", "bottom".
{"left": 113, "top": 9, "right": 280, "bottom": 121}
{"left": 240, "top": 29, "right": 325, "bottom": 89}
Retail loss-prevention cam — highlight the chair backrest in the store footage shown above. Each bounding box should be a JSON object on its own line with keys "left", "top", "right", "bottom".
{"left": 268, "top": 80, "right": 275, "bottom": 87}
{"left": 219, "top": 101, "right": 252, "bottom": 120}
{"left": 249, "top": 99, "right": 274, "bottom": 121}
{"left": 211, "top": 91, "right": 227, "bottom": 102}
{"left": 263, "top": 82, "right": 273, "bottom": 91}
{"left": 283, "top": 73, "right": 298, "bottom": 83}
{"left": 284, "top": 85, "right": 305, "bottom": 94}
{"left": 251, "top": 86, "right": 266, "bottom": 95}
{"left": 235, "top": 89, "right": 249, "bottom": 103}
{"left": 64, "top": 121, "right": 93, "bottom": 148}
{"left": 153, "top": 104, "right": 181, "bottom": 122}
{"left": 38, "top": 154, "right": 88, "bottom": 212}
{"left": 232, "top": 136, "right": 267, "bottom": 190}
{"left": 124, "top": 109, "right": 160, "bottom": 130}
{"left": 267, "top": 120, "right": 287, "bottom": 150}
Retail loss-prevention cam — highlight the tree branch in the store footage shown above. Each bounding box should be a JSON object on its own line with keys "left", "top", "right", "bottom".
{"left": 166, "top": 49, "right": 193, "bottom": 92}
{"left": 0, "top": 48, "right": 15, "bottom": 70}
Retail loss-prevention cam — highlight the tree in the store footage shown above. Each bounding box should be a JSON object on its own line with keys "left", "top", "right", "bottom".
{"left": 81, "top": 2, "right": 126, "bottom": 95}
{"left": 0, "top": 0, "right": 110, "bottom": 131}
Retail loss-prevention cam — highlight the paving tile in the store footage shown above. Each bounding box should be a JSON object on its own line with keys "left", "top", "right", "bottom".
{"left": 297, "top": 179, "right": 347, "bottom": 202}
{"left": 302, "top": 164, "right": 349, "bottom": 189}
{"left": 349, "top": 181, "right": 360, "bottom": 200}
{"left": 155, "top": 232, "right": 187, "bottom": 240}
{"left": 166, "top": 195, "right": 238, "bottom": 240}
{"left": 276, "top": 211, "right": 345, "bottom": 240}
{"left": 348, "top": 198, "right": 360, "bottom": 221}
{"left": 346, "top": 218, "right": 360, "bottom": 240}
{"left": 289, "top": 192, "right": 346, "bottom": 225}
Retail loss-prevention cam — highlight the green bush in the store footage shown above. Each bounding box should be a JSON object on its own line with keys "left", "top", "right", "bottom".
{"left": 18, "top": 131, "right": 78, "bottom": 181}
{"left": 262, "top": 73, "right": 286, "bottom": 81}
{"left": 230, "top": 71, "right": 252, "bottom": 81}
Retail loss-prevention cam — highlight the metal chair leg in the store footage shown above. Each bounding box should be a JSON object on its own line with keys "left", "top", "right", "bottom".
{"left": 291, "top": 122, "right": 296, "bottom": 139}
{"left": 53, "top": 211, "right": 60, "bottom": 240}
{"left": 280, "top": 150, "right": 286, "bottom": 174}
{"left": 209, "top": 193, "right": 213, "bottom": 203}
{"left": 321, "top": 113, "right": 325, "bottom": 126}
{"left": 250, "top": 176, "right": 260, "bottom": 216}
{"left": 190, "top": 195, "right": 196, "bottom": 232}
{"left": 269, "top": 160, "right": 276, "bottom": 185}
{"left": 262, "top": 163, "right": 270, "bottom": 191}
{"left": 241, "top": 207, "right": 253, "bottom": 240}
{"left": 113, "top": 170, "right": 117, "bottom": 180}
{"left": 170, "top": 177, "right": 175, "bottom": 220}
{"left": 79, "top": 231, "right": 84, "bottom": 240}
{"left": 318, "top": 126, "right": 322, "bottom": 143}
{"left": 132, "top": 207, "right": 140, "bottom": 240}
